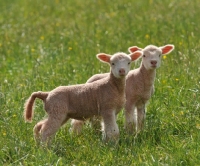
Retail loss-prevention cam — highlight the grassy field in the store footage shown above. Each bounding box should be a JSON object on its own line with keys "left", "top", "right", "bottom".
{"left": 0, "top": 0, "right": 200, "bottom": 165}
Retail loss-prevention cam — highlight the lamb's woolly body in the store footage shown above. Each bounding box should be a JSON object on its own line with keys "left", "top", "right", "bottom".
{"left": 125, "top": 63, "right": 156, "bottom": 132}
{"left": 126, "top": 63, "right": 156, "bottom": 105}
{"left": 24, "top": 51, "right": 142, "bottom": 145}
{"left": 45, "top": 73, "right": 125, "bottom": 120}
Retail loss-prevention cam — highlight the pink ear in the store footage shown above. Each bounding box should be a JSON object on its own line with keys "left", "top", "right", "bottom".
{"left": 161, "top": 45, "right": 175, "bottom": 54}
{"left": 128, "top": 46, "right": 142, "bottom": 53}
{"left": 130, "top": 51, "right": 143, "bottom": 61}
{"left": 96, "top": 53, "right": 111, "bottom": 63}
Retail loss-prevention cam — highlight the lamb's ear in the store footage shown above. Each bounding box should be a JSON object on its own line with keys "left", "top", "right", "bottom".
{"left": 129, "top": 51, "right": 143, "bottom": 61}
{"left": 160, "top": 44, "right": 175, "bottom": 55}
{"left": 96, "top": 53, "right": 111, "bottom": 63}
{"left": 128, "top": 46, "right": 142, "bottom": 53}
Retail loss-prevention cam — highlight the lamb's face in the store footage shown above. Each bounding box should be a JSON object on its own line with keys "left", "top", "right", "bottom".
{"left": 142, "top": 46, "right": 162, "bottom": 70}
{"left": 110, "top": 53, "right": 132, "bottom": 78}
{"left": 97, "top": 51, "right": 142, "bottom": 78}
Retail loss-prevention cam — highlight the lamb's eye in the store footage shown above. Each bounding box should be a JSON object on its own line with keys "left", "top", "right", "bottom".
{"left": 143, "top": 55, "right": 146, "bottom": 57}
{"left": 128, "top": 62, "right": 130, "bottom": 65}
{"left": 112, "top": 63, "right": 115, "bottom": 65}
{"left": 159, "top": 54, "right": 161, "bottom": 57}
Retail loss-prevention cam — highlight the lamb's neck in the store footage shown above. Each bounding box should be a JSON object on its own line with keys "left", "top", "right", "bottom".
{"left": 140, "top": 64, "right": 156, "bottom": 90}
{"left": 109, "top": 72, "right": 126, "bottom": 94}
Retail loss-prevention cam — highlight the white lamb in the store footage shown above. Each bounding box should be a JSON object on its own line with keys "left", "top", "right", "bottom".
{"left": 24, "top": 51, "right": 143, "bottom": 145}
{"left": 71, "top": 44, "right": 174, "bottom": 134}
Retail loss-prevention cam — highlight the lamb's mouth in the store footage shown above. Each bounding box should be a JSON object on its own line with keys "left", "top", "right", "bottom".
{"left": 151, "top": 65, "right": 157, "bottom": 68}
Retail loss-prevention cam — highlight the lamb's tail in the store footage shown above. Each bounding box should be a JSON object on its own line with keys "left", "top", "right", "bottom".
{"left": 24, "top": 91, "right": 49, "bottom": 122}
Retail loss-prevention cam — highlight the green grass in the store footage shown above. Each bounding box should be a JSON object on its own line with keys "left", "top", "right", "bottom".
{"left": 0, "top": 0, "right": 200, "bottom": 165}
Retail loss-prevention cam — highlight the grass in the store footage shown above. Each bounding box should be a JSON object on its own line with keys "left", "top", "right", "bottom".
{"left": 0, "top": 0, "right": 200, "bottom": 165}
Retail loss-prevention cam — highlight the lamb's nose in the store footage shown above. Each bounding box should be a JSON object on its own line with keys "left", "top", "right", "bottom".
{"left": 119, "top": 68, "right": 125, "bottom": 75}
{"left": 151, "top": 60, "right": 157, "bottom": 65}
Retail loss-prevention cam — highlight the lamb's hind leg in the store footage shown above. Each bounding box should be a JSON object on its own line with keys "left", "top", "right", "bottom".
{"left": 33, "top": 119, "right": 48, "bottom": 146}
{"left": 70, "top": 117, "right": 102, "bottom": 135}
{"left": 102, "top": 111, "right": 119, "bottom": 142}
{"left": 70, "top": 119, "right": 84, "bottom": 135}
{"left": 39, "top": 119, "right": 60, "bottom": 147}
{"left": 137, "top": 103, "right": 146, "bottom": 132}
{"left": 125, "top": 102, "right": 137, "bottom": 134}
{"left": 40, "top": 115, "right": 68, "bottom": 147}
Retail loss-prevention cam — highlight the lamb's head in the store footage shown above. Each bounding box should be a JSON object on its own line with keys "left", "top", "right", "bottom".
{"left": 128, "top": 44, "right": 174, "bottom": 70}
{"left": 96, "top": 51, "right": 142, "bottom": 78}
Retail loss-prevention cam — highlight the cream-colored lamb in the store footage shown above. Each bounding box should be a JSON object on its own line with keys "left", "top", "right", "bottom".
{"left": 24, "top": 51, "right": 143, "bottom": 145}
{"left": 71, "top": 44, "right": 174, "bottom": 134}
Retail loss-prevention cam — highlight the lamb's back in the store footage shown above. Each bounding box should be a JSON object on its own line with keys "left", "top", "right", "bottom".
{"left": 87, "top": 73, "right": 109, "bottom": 83}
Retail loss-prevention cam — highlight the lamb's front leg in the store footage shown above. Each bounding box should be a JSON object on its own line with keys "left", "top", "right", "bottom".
{"left": 124, "top": 102, "right": 137, "bottom": 134}
{"left": 102, "top": 111, "right": 119, "bottom": 142}
{"left": 137, "top": 103, "right": 146, "bottom": 132}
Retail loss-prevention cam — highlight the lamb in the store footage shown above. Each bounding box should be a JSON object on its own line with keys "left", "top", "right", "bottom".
{"left": 71, "top": 44, "right": 174, "bottom": 134}
{"left": 24, "top": 51, "right": 143, "bottom": 145}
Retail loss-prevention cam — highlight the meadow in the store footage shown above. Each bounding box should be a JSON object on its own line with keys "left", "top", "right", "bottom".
{"left": 0, "top": 0, "right": 200, "bottom": 165}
